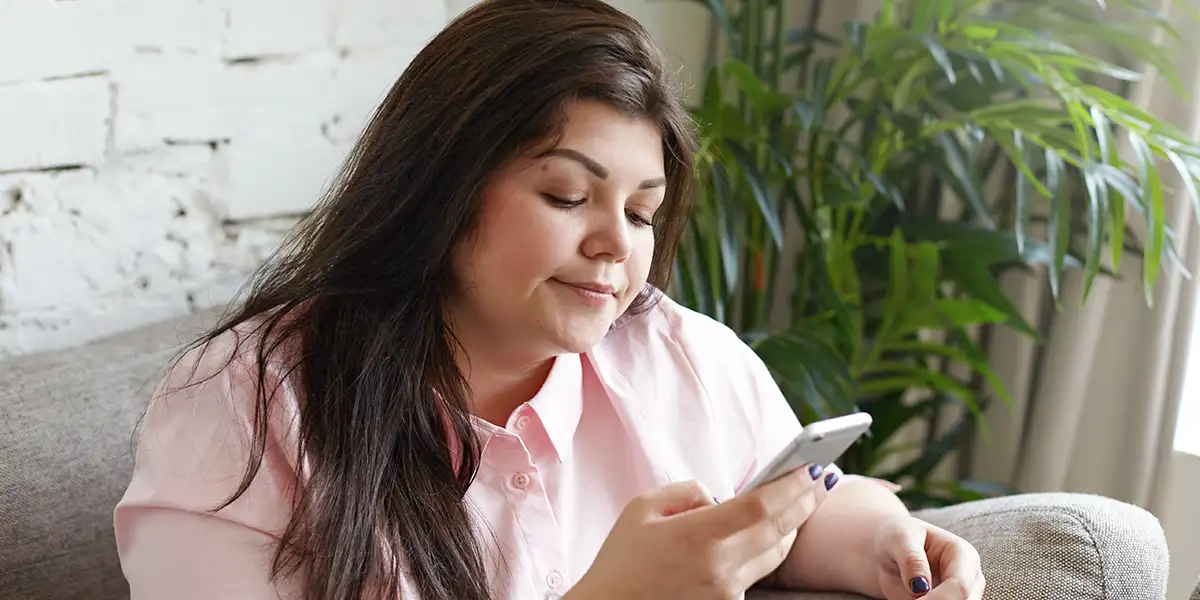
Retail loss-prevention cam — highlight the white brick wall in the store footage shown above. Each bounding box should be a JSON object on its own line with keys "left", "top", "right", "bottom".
{"left": 0, "top": 0, "right": 702, "bottom": 359}
{"left": 0, "top": 0, "right": 448, "bottom": 358}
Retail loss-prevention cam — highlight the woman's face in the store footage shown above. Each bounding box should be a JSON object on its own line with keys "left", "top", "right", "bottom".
{"left": 449, "top": 100, "right": 666, "bottom": 361}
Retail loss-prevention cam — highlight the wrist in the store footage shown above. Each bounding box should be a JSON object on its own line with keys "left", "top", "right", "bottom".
{"left": 780, "top": 478, "right": 903, "bottom": 598}
{"left": 843, "top": 518, "right": 898, "bottom": 598}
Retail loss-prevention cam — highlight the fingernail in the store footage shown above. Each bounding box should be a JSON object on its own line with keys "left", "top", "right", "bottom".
{"left": 712, "top": 496, "right": 721, "bottom": 504}
{"left": 909, "top": 576, "right": 931, "bottom": 594}
{"left": 823, "top": 471, "right": 839, "bottom": 490}
{"left": 808, "top": 463, "right": 824, "bottom": 480}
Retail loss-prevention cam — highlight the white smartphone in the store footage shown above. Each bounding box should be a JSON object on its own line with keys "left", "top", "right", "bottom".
{"left": 739, "top": 412, "right": 873, "bottom": 493}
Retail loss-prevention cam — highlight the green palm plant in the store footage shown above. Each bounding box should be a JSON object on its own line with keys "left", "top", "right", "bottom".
{"left": 673, "top": 0, "right": 1200, "bottom": 507}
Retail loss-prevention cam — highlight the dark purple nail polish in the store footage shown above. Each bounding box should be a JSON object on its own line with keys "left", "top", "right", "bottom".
{"left": 712, "top": 496, "right": 721, "bottom": 504}
{"left": 823, "top": 471, "right": 839, "bottom": 490}
{"left": 808, "top": 463, "right": 824, "bottom": 480}
{"left": 909, "top": 576, "right": 931, "bottom": 594}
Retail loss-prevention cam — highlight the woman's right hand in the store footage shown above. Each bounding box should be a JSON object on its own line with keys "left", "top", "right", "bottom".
{"left": 567, "top": 465, "right": 832, "bottom": 600}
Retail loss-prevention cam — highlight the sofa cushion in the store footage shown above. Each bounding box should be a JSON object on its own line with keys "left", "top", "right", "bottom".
{"left": 913, "top": 492, "right": 1169, "bottom": 600}
{"left": 0, "top": 309, "right": 221, "bottom": 600}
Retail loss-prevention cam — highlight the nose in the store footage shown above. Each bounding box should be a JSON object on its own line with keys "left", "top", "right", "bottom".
{"left": 580, "top": 203, "right": 633, "bottom": 263}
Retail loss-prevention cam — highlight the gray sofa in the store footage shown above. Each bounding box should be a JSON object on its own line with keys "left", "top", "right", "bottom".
{"left": 0, "top": 308, "right": 1185, "bottom": 600}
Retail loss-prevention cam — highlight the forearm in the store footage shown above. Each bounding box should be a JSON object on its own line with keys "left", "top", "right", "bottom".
{"left": 773, "top": 475, "right": 909, "bottom": 598}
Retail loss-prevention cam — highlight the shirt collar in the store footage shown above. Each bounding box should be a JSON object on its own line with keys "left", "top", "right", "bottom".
{"left": 468, "top": 354, "right": 585, "bottom": 463}
{"left": 526, "top": 352, "right": 584, "bottom": 463}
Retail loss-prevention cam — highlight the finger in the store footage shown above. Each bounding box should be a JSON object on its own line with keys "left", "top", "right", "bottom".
{"left": 849, "top": 474, "right": 902, "bottom": 492}
{"left": 939, "top": 546, "right": 982, "bottom": 588}
{"left": 881, "top": 519, "right": 934, "bottom": 598}
{"left": 729, "top": 468, "right": 832, "bottom": 559}
{"left": 878, "top": 572, "right": 921, "bottom": 600}
{"left": 925, "top": 524, "right": 982, "bottom": 584}
{"left": 969, "top": 573, "right": 986, "bottom": 600}
{"left": 730, "top": 528, "right": 798, "bottom": 592}
{"left": 922, "top": 578, "right": 972, "bottom": 600}
{"left": 638, "top": 479, "right": 714, "bottom": 518}
{"left": 723, "top": 462, "right": 831, "bottom": 532}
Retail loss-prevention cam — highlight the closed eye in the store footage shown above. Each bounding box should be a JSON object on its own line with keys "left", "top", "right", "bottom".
{"left": 543, "top": 194, "right": 585, "bottom": 209}
{"left": 545, "top": 193, "right": 655, "bottom": 228}
{"left": 627, "top": 212, "right": 653, "bottom": 228}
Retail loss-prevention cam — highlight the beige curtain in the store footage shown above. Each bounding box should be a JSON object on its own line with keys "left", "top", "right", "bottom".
{"left": 968, "top": 0, "right": 1200, "bottom": 514}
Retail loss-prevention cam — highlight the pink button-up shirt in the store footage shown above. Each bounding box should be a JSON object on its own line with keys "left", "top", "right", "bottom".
{"left": 114, "top": 293, "right": 834, "bottom": 599}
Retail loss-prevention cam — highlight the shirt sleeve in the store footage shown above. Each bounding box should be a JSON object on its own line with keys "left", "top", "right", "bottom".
{"left": 113, "top": 340, "right": 304, "bottom": 600}
{"left": 725, "top": 333, "right": 842, "bottom": 493}
{"left": 663, "top": 297, "right": 843, "bottom": 494}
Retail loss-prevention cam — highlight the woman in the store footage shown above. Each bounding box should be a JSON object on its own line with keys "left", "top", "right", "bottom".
{"left": 113, "top": 1, "right": 985, "bottom": 599}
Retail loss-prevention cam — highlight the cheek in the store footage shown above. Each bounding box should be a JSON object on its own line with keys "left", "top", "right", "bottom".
{"left": 463, "top": 196, "right": 573, "bottom": 291}
{"left": 631, "top": 233, "right": 655, "bottom": 278}
{"left": 489, "top": 214, "right": 575, "bottom": 277}
{"left": 620, "top": 233, "right": 655, "bottom": 305}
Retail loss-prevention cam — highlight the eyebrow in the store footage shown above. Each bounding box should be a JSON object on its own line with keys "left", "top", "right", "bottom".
{"left": 538, "top": 148, "right": 667, "bottom": 189}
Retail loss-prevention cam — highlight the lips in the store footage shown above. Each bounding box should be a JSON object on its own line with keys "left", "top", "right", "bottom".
{"left": 555, "top": 279, "right": 618, "bottom": 295}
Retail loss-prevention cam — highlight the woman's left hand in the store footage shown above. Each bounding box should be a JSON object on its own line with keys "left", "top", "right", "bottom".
{"left": 872, "top": 515, "right": 985, "bottom": 599}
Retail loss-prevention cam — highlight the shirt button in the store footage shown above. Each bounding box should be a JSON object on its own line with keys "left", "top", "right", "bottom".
{"left": 511, "top": 472, "right": 531, "bottom": 490}
{"left": 515, "top": 415, "right": 531, "bottom": 430}
{"left": 546, "top": 571, "right": 563, "bottom": 588}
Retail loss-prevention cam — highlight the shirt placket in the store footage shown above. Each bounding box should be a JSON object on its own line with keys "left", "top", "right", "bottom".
{"left": 491, "top": 407, "right": 572, "bottom": 600}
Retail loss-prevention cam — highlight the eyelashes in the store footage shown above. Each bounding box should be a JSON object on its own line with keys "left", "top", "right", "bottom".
{"left": 542, "top": 194, "right": 654, "bottom": 228}
{"left": 543, "top": 194, "right": 584, "bottom": 209}
{"left": 627, "top": 213, "right": 653, "bottom": 228}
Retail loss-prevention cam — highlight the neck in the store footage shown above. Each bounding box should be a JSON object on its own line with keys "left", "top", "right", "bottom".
{"left": 453, "top": 336, "right": 556, "bottom": 428}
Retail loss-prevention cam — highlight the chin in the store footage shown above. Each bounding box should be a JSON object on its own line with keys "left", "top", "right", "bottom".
{"left": 549, "top": 323, "right": 613, "bottom": 354}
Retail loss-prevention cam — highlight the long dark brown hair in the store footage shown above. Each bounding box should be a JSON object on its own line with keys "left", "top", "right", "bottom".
{"left": 169, "top": 1, "right": 696, "bottom": 599}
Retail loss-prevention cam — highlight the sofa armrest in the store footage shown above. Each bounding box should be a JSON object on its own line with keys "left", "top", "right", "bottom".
{"left": 748, "top": 492, "right": 1168, "bottom": 600}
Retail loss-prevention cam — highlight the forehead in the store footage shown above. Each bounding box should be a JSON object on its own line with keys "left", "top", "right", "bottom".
{"left": 539, "top": 100, "right": 665, "bottom": 177}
